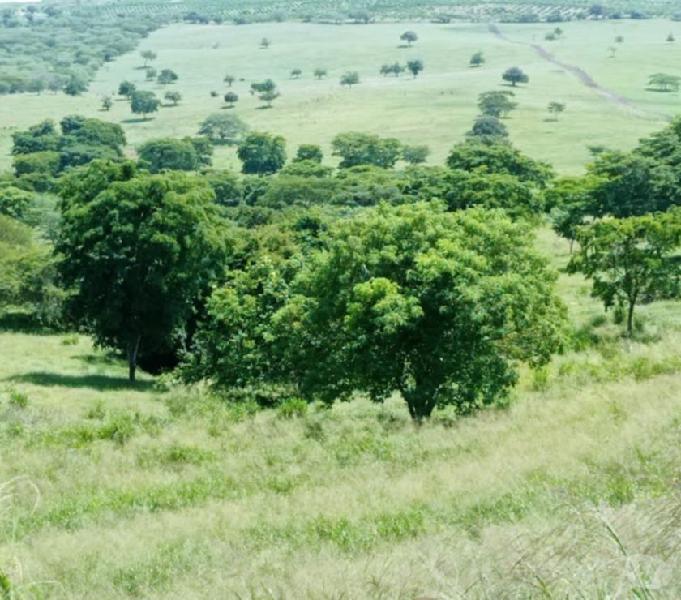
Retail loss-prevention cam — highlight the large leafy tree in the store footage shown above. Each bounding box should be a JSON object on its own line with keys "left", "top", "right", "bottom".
{"left": 57, "top": 162, "right": 228, "bottom": 381}
{"left": 569, "top": 209, "right": 681, "bottom": 336}
{"left": 447, "top": 141, "right": 553, "bottom": 187}
{"left": 237, "top": 132, "right": 287, "bottom": 175}
{"left": 137, "top": 137, "right": 212, "bottom": 173}
{"left": 478, "top": 90, "right": 517, "bottom": 118}
{"left": 332, "top": 132, "right": 403, "bottom": 169}
{"left": 273, "top": 203, "right": 566, "bottom": 421}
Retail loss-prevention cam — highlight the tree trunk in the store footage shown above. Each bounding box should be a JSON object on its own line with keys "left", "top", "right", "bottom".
{"left": 626, "top": 300, "right": 635, "bottom": 337}
{"left": 127, "top": 336, "right": 141, "bottom": 383}
{"left": 402, "top": 384, "right": 438, "bottom": 424}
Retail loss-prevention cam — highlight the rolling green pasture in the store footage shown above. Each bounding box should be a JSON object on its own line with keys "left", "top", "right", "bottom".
{"left": 2, "top": 18, "right": 681, "bottom": 174}
{"left": 2, "top": 231, "right": 681, "bottom": 598}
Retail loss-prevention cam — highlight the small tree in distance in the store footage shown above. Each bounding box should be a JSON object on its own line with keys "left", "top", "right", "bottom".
{"left": 165, "top": 91, "right": 182, "bottom": 106}
{"left": 118, "top": 80, "right": 136, "bottom": 98}
{"left": 547, "top": 101, "right": 566, "bottom": 120}
{"left": 102, "top": 96, "right": 113, "bottom": 111}
{"left": 224, "top": 91, "right": 239, "bottom": 108}
{"left": 157, "top": 69, "right": 178, "bottom": 85}
{"left": 314, "top": 68, "right": 328, "bottom": 79}
{"left": 130, "top": 91, "right": 160, "bottom": 120}
{"left": 400, "top": 31, "right": 418, "bottom": 47}
{"left": 341, "top": 71, "right": 360, "bottom": 87}
{"left": 503, "top": 67, "right": 529, "bottom": 87}
{"left": 407, "top": 59, "right": 424, "bottom": 78}
{"left": 470, "top": 51, "right": 485, "bottom": 67}
{"left": 260, "top": 37, "right": 271, "bottom": 49}
{"left": 198, "top": 113, "right": 248, "bottom": 145}
{"left": 290, "top": 68, "right": 302, "bottom": 79}
{"left": 478, "top": 90, "right": 517, "bottom": 118}
{"left": 224, "top": 74, "right": 236, "bottom": 87}
{"left": 140, "top": 50, "right": 157, "bottom": 67}
{"left": 402, "top": 144, "right": 430, "bottom": 164}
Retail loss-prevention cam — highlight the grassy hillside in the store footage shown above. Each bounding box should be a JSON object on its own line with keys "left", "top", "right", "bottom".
{"left": 2, "top": 230, "right": 680, "bottom": 598}
{"left": 2, "top": 18, "right": 680, "bottom": 174}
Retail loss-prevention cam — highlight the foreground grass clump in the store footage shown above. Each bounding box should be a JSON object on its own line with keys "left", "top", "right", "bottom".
{"left": 1, "top": 289, "right": 681, "bottom": 599}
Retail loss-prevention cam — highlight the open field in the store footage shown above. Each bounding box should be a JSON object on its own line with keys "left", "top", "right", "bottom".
{"left": 3, "top": 18, "right": 681, "bottom": 174}
{"left": 2, "top": 230, "right": 681, "bottom": 598}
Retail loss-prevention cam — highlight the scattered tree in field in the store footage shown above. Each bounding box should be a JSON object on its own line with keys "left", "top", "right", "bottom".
{"left": 260, "top": 37, "right": 271, "bottom": 49}
{"left": 407, "top": 59, "right": 424, "bottom": 78}
{"left": 547, "top": 101, "right": 566, "bottom": 119}
{"left": 402, "top": 144, "right": 430, "bottom": 164}
{"left": 140, "top": 50, "right": 157, "bottom": 66}
{"left": 667, "top": 33, "right": 676, "bottom": 42}
{"left": 478, "top": 90, "right": 517, "bottom": 118}
{"left": 340, "top": 71, "right": 360, "bottom": 87}
{"left": 467, "top": 115, "right": 508, "bottom": 140}
{"left": 469, "top": 51, "right": 485, "bottom": 67}
{"left": 314, "top": 68, "right": 328, "bottom": 79}
{"left": 130, "top": 91, "right": 160, "bottom": 120}
{"left": 250, "top": 79, "right": 276, "bottom": 95}
{"left": 101, "top": 96, "right": 113, "bottom": 111}
{"left": 400, "top": 31, "right": 418, "bottom": 47}
{"left": 198, "top": 113, "right": 248, "bottom": 145}
{"left": 237, "top": 132, "right": 287, "bottom": 174}
{"left": 118, "top": 80, "right": 136, "bottom": 98}
{"left": 270, "top": 203, "right": 566, "bottom": 421}
{"left": 290, "top": 68, "right": 302, "bottom": 79}
{"left": 381, "top": 63, "right": 404, "bottom": 77}
{"left": 568, "top": 209, "right": 681, "bottom": 336}
{"left": 64, "top": 76, "right": 87, "bottom": 96}
{"left": 157, "top": 69, "right": 178, "bottom": 85}
{"left": 224, "top": 91, "right": 239, "bottom": 108}
{"left": 164, "top": 91, "right": 182, "bottom": 106}
{"left": 648, "top": 73, "right": 681, "bottom": 92}
{"left": 145, "top": 68, "right": 157, "bottom": 81}
{"left": 608, "top": 46, "right": 617, "bottom": 58}
{"left": 503, "top": 66, "right": 529, "bottom": 87}
{"left": 295, "top": 144, "right": 323, "bottom": 163}
{"left": 332, "top": 132, "right": 402, "bottom": 169}
{"left": 615, "top": 35, "right": 624, "bottom": 43}
{"left": 224, "top": 74, "right": 236, "bottom": 87}
{"left": 57, "top": 163, "right": 227, "bottom": 382}
{"left": 259, "top": 90, "right": 280, "bottom": 109}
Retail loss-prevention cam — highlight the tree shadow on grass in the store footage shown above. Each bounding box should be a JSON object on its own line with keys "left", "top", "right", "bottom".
{"left": 5, "top": 372, "right": 155, "bottom": 392}
{"left": 120, "top": 117, "right": 152, "bottom": 124}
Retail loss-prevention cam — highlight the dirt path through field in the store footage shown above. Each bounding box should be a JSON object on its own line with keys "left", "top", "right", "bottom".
{"left": 489, "top": 24, "right": 662, "bottom": 119}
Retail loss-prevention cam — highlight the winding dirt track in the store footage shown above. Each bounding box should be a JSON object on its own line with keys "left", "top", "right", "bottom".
{"left": 489, "top": 24, "right": 661, "bottom": 119}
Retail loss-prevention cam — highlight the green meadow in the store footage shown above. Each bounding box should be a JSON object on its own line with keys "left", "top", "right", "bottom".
{"left": 3, "top": 18, "right": 681, "bottom": 174}
{"left": 2, "top": 230, "right": 681, "bottom": 598}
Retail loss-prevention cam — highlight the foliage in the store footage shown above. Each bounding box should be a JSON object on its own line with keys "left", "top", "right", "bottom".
{"left": 157, "top": 68, "right": 178, "bottom": 85}
{"left": 478, "top": 90, "right": 517, "bottom": 118}
{"left": 469, "top": 51, "right": 485, "bottom": 67}
{"left": 447, "top": 141, "right": 554, "bottom": 187}
{"left": 332, "top": 132, "right": 403, "bottom": 169}
{"left": 503, "top": 66, "right": 529, "bottom": 87}
{"left": 647, "top": 72, "right": 681, "bottom": 92}
{"left": 402, "top": 145, "right": 430, "bottom": 165}
{"left": 138, "top": 138, "right": 212, "bottom": 173}
{"left": 198, "top": 113, "right": 248, "bottom": 145}
{"left": 237, "top": 132, "right": 287, "bottom": 175}
{"left": 295, "top": 144, "right": 324, "bottom": 163}
{"left": 130, "top": 91, "right": 160, "bottom": 119}
{"left": 406, "top": 59, "right": 424, "bottom": 78}
{"left": 467, "top": 116, "right": 509, "bottom": 141}
{"left": 340, "top": 71, "right": 360, "bottom": 87}
{"left": 400, "top": 31, "right": 418, "bottom": 46}
{"left": 271, "top": 203, "right": 566, "bottom": 420}
{"left": 57, "top": 162, "right": 228, "bottom": 380}
{"left": 569, "top": 209, "right": 681, "bottom": 335}
{"left": 165, "top": 91, "right": 182, "bottom": 106}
